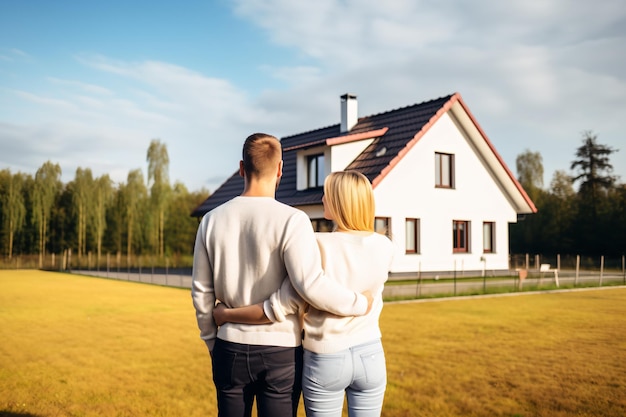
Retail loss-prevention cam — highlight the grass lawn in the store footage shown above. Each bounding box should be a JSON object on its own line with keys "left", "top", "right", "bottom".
{"left": 1, "top": 270, "right": 625, "bottom": 416}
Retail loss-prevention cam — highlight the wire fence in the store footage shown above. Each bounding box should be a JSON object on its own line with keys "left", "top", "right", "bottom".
{"left": 383, "top": 253, "right": 626, "bottom": 299}
{"left": 2, "top": 252, "right": 625, "bottom": 299}
{"left": 0, "top": 251, "right": 192, "bottom": 273}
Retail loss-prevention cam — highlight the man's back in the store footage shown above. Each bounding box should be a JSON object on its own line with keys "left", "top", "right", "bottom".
{"left": 192, "top": 195, "right": 316, "bottom": 350}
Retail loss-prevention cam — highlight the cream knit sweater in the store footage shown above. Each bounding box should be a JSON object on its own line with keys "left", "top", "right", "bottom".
{"left": 264, "top": 231, "right": 394, "bottom": 354}
{"left": 191, "top": 196, "right": 368, "bottom": 351}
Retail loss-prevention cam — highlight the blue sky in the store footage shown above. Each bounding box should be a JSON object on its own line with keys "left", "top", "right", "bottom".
{"left": 1, "top": 0, "right": 625, "bottom": 193}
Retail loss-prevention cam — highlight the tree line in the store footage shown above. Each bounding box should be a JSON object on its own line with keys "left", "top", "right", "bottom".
{"left": 0, "top": 139, "right": 208, "bottom": 267}
{"left": 511, "top": 131, "right": 625, "bottom": 257}
{"left": 1, "top": 132, "right": 623, "bottom": 267}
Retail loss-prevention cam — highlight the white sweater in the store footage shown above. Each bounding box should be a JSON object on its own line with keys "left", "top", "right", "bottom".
{"left": 191, "top": 196, "right": 368, "bottom": 351}
{"left": 264, "top": 231, "right": 394, "bottom": 354}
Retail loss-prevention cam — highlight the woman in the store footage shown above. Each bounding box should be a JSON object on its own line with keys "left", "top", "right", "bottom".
{"left": 214, "top": 170, "right": 394, "bottom": 417}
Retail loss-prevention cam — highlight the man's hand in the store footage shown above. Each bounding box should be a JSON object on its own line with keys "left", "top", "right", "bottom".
{"left": 362, "top": 290, "right": 374, "bottom": 314}
{"left": 213, "top": 302, "right": 228, "bottom": 326}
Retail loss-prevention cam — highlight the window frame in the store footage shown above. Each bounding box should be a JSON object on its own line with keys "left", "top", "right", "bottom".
{"left": 307, "top": 153, "right": 325, "bottom": 189}
{"left": 482, "top": 221, "right": 495, "bottom": 253}
{"left": 435, "top": 152, "right": 455, "bottom": 188}
{"left": 310, "top": 218, "right": 334, "bottom": 232}
{"left": 405, "top": 218, "right": 420, "bottom": 254}
{"left": 375, "top": 217, "right": 391, "bottom": 239}
{"left": 453, "top": 220, "right": 470, "bottom": 253}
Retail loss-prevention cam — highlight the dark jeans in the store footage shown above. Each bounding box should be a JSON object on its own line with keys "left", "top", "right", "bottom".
{"left": 212, "top": 338, "right": 303, "bottom": 417}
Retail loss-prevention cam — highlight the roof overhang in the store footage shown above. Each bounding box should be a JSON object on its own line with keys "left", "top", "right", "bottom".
{"left": 283, "top": 127, "right": 389, "bottom": 152}
{"left": 448, "top": 95, "right": 537, "bottom": 214}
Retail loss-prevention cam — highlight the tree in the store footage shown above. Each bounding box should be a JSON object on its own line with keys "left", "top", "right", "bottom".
{"left": 121, "top": 169, "right": 148, "bottom": 264}
{"left": 546, "top": 170, "right": 577, "bottom": 252}
{"left": 93, "top": 174, "right": 113, "bottom": 266}
{"left": 164, "top": 182, "right": 207, "bottom": 257}
{"left": 146, "top": 139, "right": 171, "bottom": 257}
{"left": 570, "top": 131, "right": 618, "bottom": 254}
{"left": 510, "top": 150, "right": 546, "bottom": 254}
{"left": 0, "top": 170, "right": 26, "bottom": 258}
{"left": 516, "top": 149, "right": 544, "bottom": 202}
{"left": 71, "top": 168, "right": 94, "bottom": 260}
{"left": 571, "top": 131, "right": 618, "bottom": 200}
{"left": 32, "top": 161, "right": 62, "bottom": 265}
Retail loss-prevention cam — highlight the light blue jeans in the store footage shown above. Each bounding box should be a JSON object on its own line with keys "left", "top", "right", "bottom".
{"left": 302, "top": 339, "right": 386, "bottom": 417}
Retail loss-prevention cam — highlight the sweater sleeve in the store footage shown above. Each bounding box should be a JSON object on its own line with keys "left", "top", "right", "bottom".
{"left": 191, "top": 218, "right": 217, "bottom": 352}
{"left": 281, "top": 211, "right": 368, "bottom": 316}
{"left": 263, "top": 277, "right": 306, "bottom": 322}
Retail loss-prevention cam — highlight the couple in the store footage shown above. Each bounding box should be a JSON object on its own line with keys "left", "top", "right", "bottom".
{"left": 191, "top": 133, "right": 394, "bottom": 417}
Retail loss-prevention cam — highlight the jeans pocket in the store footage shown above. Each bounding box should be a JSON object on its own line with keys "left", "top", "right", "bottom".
{"left": 303, "top": 351, "right": 346, "bottom": 389}
{"left": 360, "top": 347, "right": 386, "bottom": 385}
{"left": 212, "top": 349, "right": 239, "bottom": 388}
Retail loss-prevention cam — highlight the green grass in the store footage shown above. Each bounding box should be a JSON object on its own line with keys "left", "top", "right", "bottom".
{"left": 1, "top": 270, "right": 625, "bottom": 416}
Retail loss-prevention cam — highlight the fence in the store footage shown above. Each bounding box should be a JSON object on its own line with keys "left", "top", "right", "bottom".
{"left": 3, "top": 252, "right": 625, "bottom": 300}
{"left": 384, "top": 253, "right": 626, "bottom": 299}
{"left": 0, "top": 251, "right": 193, "bottom": 274}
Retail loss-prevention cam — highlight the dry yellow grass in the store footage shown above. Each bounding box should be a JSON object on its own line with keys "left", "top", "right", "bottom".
{"left": 1, "top": 270, "right": 625, "bottom": 416}
{"left": 0, "top": 270, "right": 215, "bottom": 417}
{"left": 382, "top": 291, "right": 626, "bottom": 417}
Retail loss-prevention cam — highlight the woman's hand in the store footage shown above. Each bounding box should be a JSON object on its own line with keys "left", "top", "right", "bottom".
{"left": 213, "top": 302, "right": 228, "bottom": 326}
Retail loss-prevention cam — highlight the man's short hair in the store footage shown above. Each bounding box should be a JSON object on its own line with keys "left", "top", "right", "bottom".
{"left": 242, "top": 133, "right": 282, "bottom": 178}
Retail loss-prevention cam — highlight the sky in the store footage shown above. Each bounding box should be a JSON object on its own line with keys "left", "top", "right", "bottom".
{"left": 1, "top": 0, "right": 625, "bottom": 193}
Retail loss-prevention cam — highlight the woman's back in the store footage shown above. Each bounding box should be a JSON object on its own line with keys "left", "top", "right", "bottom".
{"left": 301, "top": 231, "right": 394, "bottom": 354}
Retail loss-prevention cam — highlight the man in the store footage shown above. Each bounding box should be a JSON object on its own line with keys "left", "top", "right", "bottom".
{"left": 191, "top": 133, "right": 371, "bottom": 417}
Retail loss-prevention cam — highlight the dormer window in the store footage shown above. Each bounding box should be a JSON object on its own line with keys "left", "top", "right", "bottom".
{"left": 307, "top": 154, "right": 325, "bottom": 188}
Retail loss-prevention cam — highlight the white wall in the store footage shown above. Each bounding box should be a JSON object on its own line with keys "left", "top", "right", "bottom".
{"left": 330, "top": 139, "right": 374, "bottom": 172}
{"left": 374, "top": 113, "right": 518, "bottom": 273}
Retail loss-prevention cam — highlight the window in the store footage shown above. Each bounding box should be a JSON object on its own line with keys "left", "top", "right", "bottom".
{"left": 435, "top": 152, "right": 454, "bottom": 188}
{"left": 307, "top": 154, "right": 325, "bottom": 188}
{"left": 483, "top": 222, "right": 495, "bottom": 253}
{"left": 405, "top": 218, "right": 420, "bottom": 254}
{"left": 311, "top": 218, "right": 334, "bottom": 232}
{"left": 453, "top": 220, "right": 470, "bottom": 253}
{"left": 375, "top": 217, "right": 391, "bottom": 238}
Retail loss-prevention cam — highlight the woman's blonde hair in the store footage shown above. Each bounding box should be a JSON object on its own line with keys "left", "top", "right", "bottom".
{"left": 323, "top": 170, "right": 375, "bottom": 232}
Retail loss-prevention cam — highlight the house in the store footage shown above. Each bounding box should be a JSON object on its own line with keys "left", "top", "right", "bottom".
{"left": 191, "top": 93, "right": 537, "bottom": 276}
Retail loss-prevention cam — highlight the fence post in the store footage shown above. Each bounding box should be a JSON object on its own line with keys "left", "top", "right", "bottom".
{"left": 575, "top": 255, "right": 580, "bottom": 286}
{"left": 557, "top": 254, "right": 560, "bottom": 271}
{"left": 416, "top": 261, "right": 422, "bottom": 298}
{"left": 599, "top": 255, "right": 604, "bottom": 286}
{"left": 525, "top": 253, "right": 529, "bottom": 271}
{"left": 453, "top": 260, "right": 457, "bottom": 296}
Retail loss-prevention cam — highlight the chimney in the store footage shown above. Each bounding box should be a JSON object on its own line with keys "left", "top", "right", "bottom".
{"left": 340, "top": 93, "right": 358, "bottom": 133}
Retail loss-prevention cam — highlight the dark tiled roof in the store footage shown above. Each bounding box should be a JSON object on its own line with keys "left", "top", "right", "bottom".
{"left": 191, "top": 170, "right": 243, "bottom": 217}
{"left": 191, "top": 94, "right": 454, "bottom": 217}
